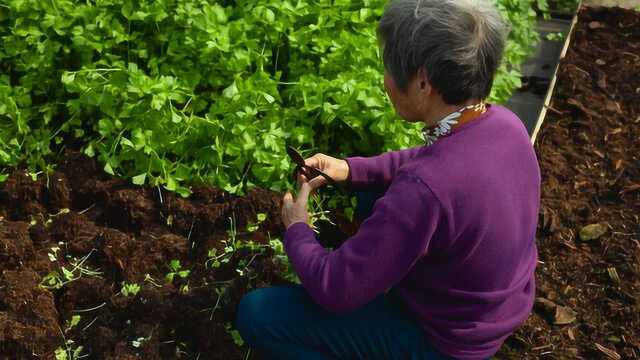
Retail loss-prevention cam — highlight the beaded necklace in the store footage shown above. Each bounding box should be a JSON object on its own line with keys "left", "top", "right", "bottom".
{"left": 422, "top": 102, "right": 487, "bottom": 146}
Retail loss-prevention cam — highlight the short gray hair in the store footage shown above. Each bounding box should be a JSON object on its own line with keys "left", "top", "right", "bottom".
{"left": 378, "top": 0, "right": 507, "bottom": 104}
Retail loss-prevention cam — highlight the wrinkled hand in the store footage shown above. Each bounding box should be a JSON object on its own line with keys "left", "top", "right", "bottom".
{"left": 282, "top": 177, "right": 313, "bottom": 229}
{"left": 301, "top": 153, "right": 349, "bottom": 191}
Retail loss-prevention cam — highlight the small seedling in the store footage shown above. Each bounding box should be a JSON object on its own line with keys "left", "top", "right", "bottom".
{"left": 54, "top": 340, "right": 84, "bottom": 360}
{"left": 179, "top": 283, "right": 190, "bottom": 294}
{"left": 28, "top": 171, "right": 42, "bottom": 181}
{"left": 205, "top": 246, "right": 234, "bottom": 269}
{"left": 45, "top": 208, "right": 71, "bottom": 226}
{"left": 40, "top": 267, "right": 77, "bottom": 289}
{"left": 65, "top": 315, "right": 82, "bottom": 332}
{"left": 225, "top": 323, "right": 245, "bottom": 347}
{"left": 143, "top": 273, "right": 163, "bottom": 288}
{"left": 48, "top": 246, "right": 61, "bottom": 262}
{"left": 269, "top": 239, "right": 299, "bottom": 283}
{"left": 247, "top": 213, "right": 267, "bottom": 232}
{"left": 165, "top": 260, "right": 190, "bottom": 283}
{"left": 205, "top": 216, "right": 247, "bottom": 269}
{"left": 120, "top": 282, "right": 141, "bottom": 297}
{"left": 42, "top": 249, "right": 104, "bottom": 290}
{"left": 40, "top": 271, "right": 65, "bottom": 290}
{"left": 131, "top": 336, "right": 148, "bottom": 348}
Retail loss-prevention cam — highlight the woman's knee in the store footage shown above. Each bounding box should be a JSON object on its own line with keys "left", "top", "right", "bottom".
{"left": 235, "top": 286, "right": 302, "bottom": 344}
{"left": 235, "top": 289, "right": 266, "bottom": 343}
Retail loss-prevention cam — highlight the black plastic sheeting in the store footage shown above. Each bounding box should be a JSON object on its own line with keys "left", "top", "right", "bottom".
{"left": 506, "top": 17, "right": 573, "bottom": 136}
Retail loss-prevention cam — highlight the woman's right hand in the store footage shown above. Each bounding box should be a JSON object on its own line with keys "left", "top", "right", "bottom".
{"left": 301, "top": 153, "right": 350, "bottom": 191}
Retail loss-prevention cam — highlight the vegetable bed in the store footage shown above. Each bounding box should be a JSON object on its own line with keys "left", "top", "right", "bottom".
{"left": 497, "top": 6, "right": 640, "bottom": 359}
{"left": 0, "top": 151, "right": 289, "bottom": 359}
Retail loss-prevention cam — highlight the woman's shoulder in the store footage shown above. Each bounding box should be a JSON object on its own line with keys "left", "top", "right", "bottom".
{"left": 398, "top": 105, "right": 539, "bottom": 199}
{"left": 485, "top": 104, "right": 530, "bottom": 135}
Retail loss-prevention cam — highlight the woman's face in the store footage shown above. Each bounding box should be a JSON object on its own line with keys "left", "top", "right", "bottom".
{"left": 384, "top": 71, "right": 429, "bottom": 123}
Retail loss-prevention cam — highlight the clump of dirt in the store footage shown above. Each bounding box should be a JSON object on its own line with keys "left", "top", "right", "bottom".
{"left": 0, "top": 151, "right": 287, "bottom": 359}
{"left": 49, "top": 212, "right": 102, "bottom": 254}
{"left": 0, "top": 221, "right": 34, "bottom": 272}
{"left": 46, "top": 171, "right": 72, "bottom": 211}
{"left": 0, "top": 269, "right": 61, "bottom": 357}
{"left": 498, "top": 6, "right": 640, "bottom": 359}
{"left": 0, "top": 170, "right": 46, "bottom": 218}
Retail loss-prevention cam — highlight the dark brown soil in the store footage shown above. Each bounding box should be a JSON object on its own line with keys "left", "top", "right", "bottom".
{"left": 0, "top": 151, "right": 287, "bottom": 359}
{"left": 498, "top": 6, "right": 640, "bottom": 360}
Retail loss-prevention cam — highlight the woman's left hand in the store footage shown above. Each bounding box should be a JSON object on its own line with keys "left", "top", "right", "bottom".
{"left": 282, "top": 180, "right": 312, "bottom": 229}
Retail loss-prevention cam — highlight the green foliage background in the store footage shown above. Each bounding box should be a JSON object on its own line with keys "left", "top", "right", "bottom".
{"left": 0, "top": 0, "right": 541, "bottom": 195}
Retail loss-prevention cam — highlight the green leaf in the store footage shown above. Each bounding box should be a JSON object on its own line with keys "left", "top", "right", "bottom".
{"left": 223, "top": 82, "right": 239, "bottom": 98}
{"left": 84, "top": 144, "right": 95, "bottom": 157}
{"left": 165, "top": 176, "right": 177, "bottom": 191}
{"left": 263, "top": 92, "right": 275, "bottom": 104}
{"left": 132, "top": 173, "right": 147, "bottom": 185}
{"left": 171, "top": 111, "right": 182, "bottom": 123}
{"left": 120, "top": 137, "right": 134, "bottom": 148}
{"left": 68, "top": 315, "right": 81, "bottom": 329}
{"left": 61, "top": 72, "right": 75, "bottom": 85}
{"left": 104, "top": 163, "right": 115, "bottom": 175}
{"left": 61, "top": 267, "right": 75, "bottom": 281}
{"left": 176, "top": 186, "right": 192, "bottom": 198}
{"left": 169, "top": 260, "right": 181, "bottom": 271}
{"left": 265, "top": 9, "right": 275, "bottom": 23}
{"left": 55, "top": 347, "right": 68, "bottom": 360}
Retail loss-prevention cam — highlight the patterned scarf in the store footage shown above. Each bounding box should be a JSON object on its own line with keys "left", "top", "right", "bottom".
{"left": 422, "top": 103, "right": 487, "bottom": 146}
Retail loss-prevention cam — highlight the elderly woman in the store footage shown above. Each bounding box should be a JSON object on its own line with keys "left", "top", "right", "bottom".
{"left": 236, "top": 0, "right": 540, "bottom": 359}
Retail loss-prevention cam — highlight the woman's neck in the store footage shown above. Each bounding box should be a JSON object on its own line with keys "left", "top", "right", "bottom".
{"left": 423, "top": 98, "right": 480, "bottom": 128}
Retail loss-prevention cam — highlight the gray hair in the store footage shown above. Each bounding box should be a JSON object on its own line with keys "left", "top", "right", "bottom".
{"left": 378, "top": 0, "right": 508, "bottom": 104}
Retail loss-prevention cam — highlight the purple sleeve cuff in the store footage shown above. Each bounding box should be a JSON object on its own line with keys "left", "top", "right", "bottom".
{"left": 345, "top": 156, "right": 379, "bottom": 190}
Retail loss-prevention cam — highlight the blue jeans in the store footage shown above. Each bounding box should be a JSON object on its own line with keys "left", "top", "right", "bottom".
{"left": 235, "top": 285, "right": 451, "bottom": 360}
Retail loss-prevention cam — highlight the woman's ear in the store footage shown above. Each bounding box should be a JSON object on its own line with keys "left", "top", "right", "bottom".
{"left": 417, "top": 68, "right": 431, "bottom": 94}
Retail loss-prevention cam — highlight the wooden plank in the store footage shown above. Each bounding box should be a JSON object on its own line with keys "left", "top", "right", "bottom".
{"left": 530, "top": 1, "right": 583, "bottom": 144}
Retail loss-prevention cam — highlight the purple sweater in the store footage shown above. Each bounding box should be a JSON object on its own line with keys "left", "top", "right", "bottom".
{"left": 284, "top": 105, "right": 540, "bottom": 359}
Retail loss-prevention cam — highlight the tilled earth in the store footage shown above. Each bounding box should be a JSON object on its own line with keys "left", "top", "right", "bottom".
{"left": 0, "top": 151, "right": 287, "bottom": 359}
{"left": 497, "top": 6, "right": 640, "bottom": 360}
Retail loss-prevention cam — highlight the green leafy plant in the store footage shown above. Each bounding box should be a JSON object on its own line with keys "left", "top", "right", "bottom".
{"left": 225, "top": 322, "right": 245, "bottom": 347}
{"left": 269, "top": 239, "right": 299, "bottom": 284}
{"left": 131, "top": 336, "right": 150, "bottom": 349}
{"left": 0, "top": 0, "right": 543, "bottom": 194}
{"left": 120, "top": 282, "right": 141, "bottom": 297}
{"left": 54, "top": 337, "right": 85, "bottom": 360}
{"left": 165, "top": 260, "right": 190, "bottom": 284}
{"left": 206, "top": 215, "right": 247, "bottom": 269}
{"left": 40, "top": 248, "right": 102, "bottom": 290}
{"left": 247, "top": 212, "right": 267, "bottom": 233}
